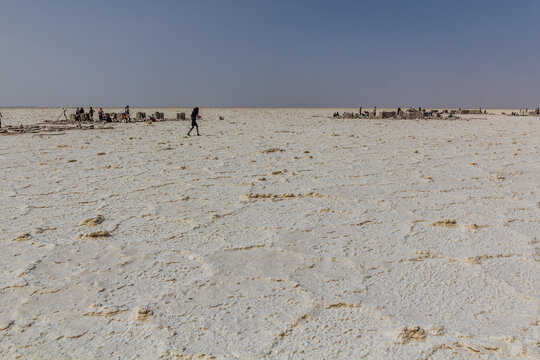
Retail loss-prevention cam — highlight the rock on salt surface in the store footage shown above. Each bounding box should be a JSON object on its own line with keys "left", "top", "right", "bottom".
{"left": 0, "top": 108, "right": 539, "bottom": 359}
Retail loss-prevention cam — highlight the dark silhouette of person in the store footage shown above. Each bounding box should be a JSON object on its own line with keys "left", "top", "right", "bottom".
{"left": 187, "top": 107, "right": 200, "bottom": 136}
{"left": 89, "top": 107, "right": 95, "bottom": 121}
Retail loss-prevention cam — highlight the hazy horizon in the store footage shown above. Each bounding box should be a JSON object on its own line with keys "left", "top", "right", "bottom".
{"left": 1, "top": 0, "right": 539, "bottom": 108}
{"left": 0, "top": 106, "right": 535, "bottom": 110}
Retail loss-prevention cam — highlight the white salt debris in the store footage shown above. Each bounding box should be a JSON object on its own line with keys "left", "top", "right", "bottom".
{"left": 0, "top": 108, "right": 539, "bottom": 358}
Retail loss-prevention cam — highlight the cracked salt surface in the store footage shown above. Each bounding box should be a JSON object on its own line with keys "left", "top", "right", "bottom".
{"left": 1, "top": 108, "right": 539, "bottom": 358}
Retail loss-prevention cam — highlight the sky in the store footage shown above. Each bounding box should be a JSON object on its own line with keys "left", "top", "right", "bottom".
{"left": 1, "top": 0, "right": 539, "bottom": 108}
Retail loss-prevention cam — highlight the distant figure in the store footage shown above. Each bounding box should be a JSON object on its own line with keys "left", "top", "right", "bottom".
{"left": 76, "top": 108, "right": 80, "bottom": 115}
{"left": 80, "top": 107, "right": 85, "bottom": 114}
{"left": 0, "top": 110, "right": 2, "bottom": 128}
{"left": 98, "top": 108, "right": 103, "bottom": 121}
{"left": 397, "top": 107, "right": 402, "bottom": 116}
{"left": 89, "top": 107, "right": 95, "bottom": 121}
{"left": 536, "top": 108, "right": 539, "bottom": 115}
{"left": 373, "top": 106, "right": 377, "bottom": 117}
{"left": 359, "top": 107, "right": 362, "bottom": 115}
{"left": 125, "top": 106, "right": 130, "bottom": 122}
{"left": 187, "top": 107, "right": 200, "bottom": 136}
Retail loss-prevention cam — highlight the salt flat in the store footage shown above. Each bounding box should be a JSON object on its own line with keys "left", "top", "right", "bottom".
{"left": 0, "top": 108, "right": 539, "bottom": 359}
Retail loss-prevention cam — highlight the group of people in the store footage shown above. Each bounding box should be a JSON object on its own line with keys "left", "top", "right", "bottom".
{"left": 360, "top": 106, "right": 377, "bottom": 117}
{"left": 333, "top": 106, "right": 379, "bottom": 118}
{"left": 511, "top": 109, "right": 539, "bottom": 116}
{"left": 71, "top": 106, "right": 127, "bottom": 122}
{"left": 68, "top": 105, "right": 201, "bottom": 135}
{"left": 75, "top": 107, "right": 95, "bottom": 120}
{"left": 332, "top": 106, "right": 492, "bottom": 118}
{"left": 357, "top": 106, "right": 378, "bottom": 117}
{"left": 518, "top": 108, "right": 538, "bottom": 114}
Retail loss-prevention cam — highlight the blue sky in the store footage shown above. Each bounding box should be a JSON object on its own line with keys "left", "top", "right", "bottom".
{"left": 1, "top": 0, "right": 539, "bottom": 107}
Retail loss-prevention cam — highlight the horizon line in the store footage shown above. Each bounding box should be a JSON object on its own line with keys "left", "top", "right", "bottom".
{"left": 1, "top": 106, "right": 537, "bottom": 110}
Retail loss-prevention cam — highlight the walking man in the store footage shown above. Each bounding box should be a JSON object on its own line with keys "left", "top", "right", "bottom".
{"left": 187, "top": 107, "right": 200, "bottom": 136}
